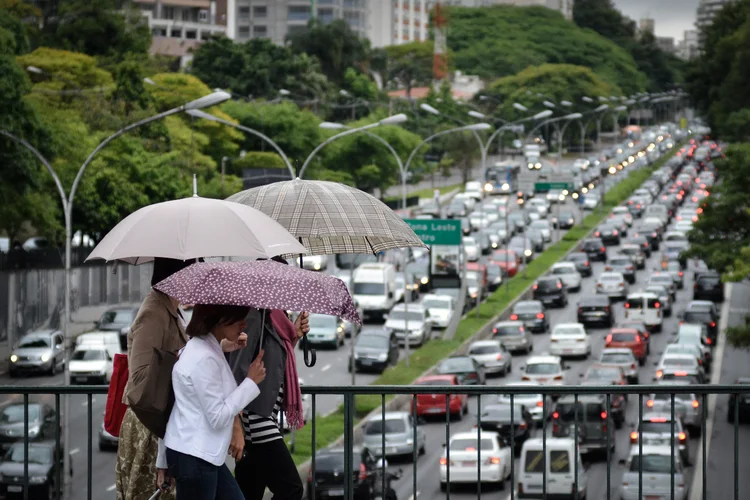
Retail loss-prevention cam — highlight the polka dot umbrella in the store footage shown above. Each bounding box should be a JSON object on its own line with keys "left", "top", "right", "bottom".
{"left": 153, "top": 260, "right": 361, "bottom": 325}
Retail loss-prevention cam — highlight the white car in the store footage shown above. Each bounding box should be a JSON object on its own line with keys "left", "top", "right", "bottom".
{"left": 645, "top": 285, "right": 672, "bottom": 316}
{"left": 530, "top": 220, "right": 552, "bottom": 242}
{"left": 595, "top": 271, "right": 629, "bottom": 299}
{"left": 439, "top": 431, "right": 512, "bottom": 490}
{"left": 527, "top": 198, "right": 549, "bottom": 218}
{"left": 620, "top": 445, "right": 687, "bottom": 500}
{"left": 463, "top": 237, "right": 480, "bottom": 262}
{"left": 610, "top": 206, "right": 633, "bottom": 226}
{"left": 522, "top": 355, "right": 567, "bottom": 386}
{"left": 549, "top": 323, "right": 591, "bottom": 359}
{"left": 549, "top": 262, "right": 582, "bottom": 292}
{"left": 582, "top": 194, "right": 600, "bottom": 210}
{"left": 301, "top": 254, "right": 329, "bottom": 271}
{"left": 69, "top": 346, "right": 113, "bottom": 384}
{"left": 421, "top": 294, "right": 454, "bottom": 328}
{"left": 467, "top": 340, "right": 511, "bottom": 376}
{"left": 384, "top": 304, "right": 432, "bottom": 347}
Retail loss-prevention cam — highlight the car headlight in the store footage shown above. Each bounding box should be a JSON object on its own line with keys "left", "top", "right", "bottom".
{"left": 40, "top": 353, "right": 51, "bottom": 363}
{"left": 528, "top": 163, "right": 534, "bottom": 169}
{"left": 535, "top": 163, "right": 542, "bottom": 169}
{"left": 420, "top": 277, "right": 429, "bottom": 285}
{"left": 28, "top": 426, "right": 39, "bottom": 438}
{"left": 314, "top": 263, "right": 321, "bottom": 270}
{"left": 378, "top": 353, "right": 388, "bottom": 362}
{"left": 9, "top": 354, "right": 17, "bottom": 363}
{"left": 337, "top": 326, "right": 344, "bottom": 333}
{"left": 406, "top": 438, "right": 414, "bottom": 445}
{"left": 502, "top": 183, "right": 510, "bottom": 190}
{"left": 29, "top": 476, "right": 46, "bottom": 484}
{"left": 484, "top": 183, "right": 493, "bottom": 192}
{"left": 524, "top": 249, "right": 533, "bottom": 257}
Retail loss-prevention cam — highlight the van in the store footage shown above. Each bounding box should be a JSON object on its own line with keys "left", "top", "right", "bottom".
{"left": 553, "top": 394, "right": 619, "bottom": 450}
{"left": 353, "top": 263, "right": 397, "bottom": 319}
{"left": 624, "top": 292, "right": 663, "bottom": 331}
{"left": 75, "top": 331, "right": 122, "bottom": 358}
{"left": 518, "top": 437, "right": 587, "bottom": 499}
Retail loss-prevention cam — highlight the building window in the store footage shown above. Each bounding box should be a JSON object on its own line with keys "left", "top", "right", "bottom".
{"left": 238, "top": 26, "right": 250, "bottom": 39}
{"left": 287, "top": 24, "right": 308, "bottom": 34}
{"left": 185, "top": 30, "right": 197, "bottom": 39}
{"left": 288, "top": 6, "right": 310, "bottom": 21}
{"left": 253, "top": 6, "right": 267, "bottom": 18}
{"left": 254, "top": 25, "right": 268, "bottom": 37}
{"left": 170, "top": 28, "right": 182, "bottom": 38}
{"left": 162, "top": 6, "right": 174, "bottom": 20}
{"left": 239, "top": 6, "right": 250, "bottom": 21}
{"left": 318, "top": 8, "right": 335, "bottom": 23}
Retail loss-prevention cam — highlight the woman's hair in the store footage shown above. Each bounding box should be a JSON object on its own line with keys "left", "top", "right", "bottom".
{"left": 186, "top": 304, "right": 251, "bottom": 338}
{"left": 151, "top": 257, "right": 202, "bottom": 287}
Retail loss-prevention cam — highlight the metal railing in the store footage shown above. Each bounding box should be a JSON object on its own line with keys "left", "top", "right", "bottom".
{"left": 1, "top": 384, "right": 747, "bottom": 500}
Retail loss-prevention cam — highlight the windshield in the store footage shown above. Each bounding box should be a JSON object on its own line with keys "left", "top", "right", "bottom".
{"left": 554, "top": 326, "right": 583, "bottom": 336}
{"left": 526, "top": 363, "right": 560, "bottom": 375}
{"left": 469, "top": 345, "right": 500, "bottom": 355}
{"left": 308, "top": 315, "right": 338, "bottom": 330}
{"left": 586, "top": 367, "right": 621, "bottom": 381}
{"left": 450, "top": 438, "right": 494, "bottom": 451}
{"left": 354, "top": 283, "right": 385, "bottom": 295}
{"left": 356, "top": 335, "right": 388, "bottom": 349}
{"left": 100, "top": 310, "right": 134, "bottom": 324}
{"left": 439, "top": 358, "right": 474, "bottom": 372}
{"left": 662, "top": 357, "right": 695, "bottom": 367}
{"left": 514, "top": 303, "right": 541, "bottom": 314}
{"left": 72, "top": 349, "right": 107, "bottom": 361}
{"left": 684, "top": 311, "right": 712, "bottom": 323}
{"left": 600, "top": 274, "right": 622, "bottom": 282}
{"left": 629, "top": 455, "right": 674, "bottom": 473}
{"left": 18, "top": 337, "right": 50, "bottom": 348}
{"left": 494, "top": 325, "right": 523, "bottom": 336}
{"left": 423, "top": 298, "right": 451, "bottom": 309}
{"left": 640, "top": 421, "right": 674, "bottom": 434}
{"left": 610, "top": 333, "right": 636, "bottom": 342}
{"left": 610, "top": 258, "right": 631, "bottom": 266}
{"left": 389, "top": 310, "right": 425, "bottom": 323}
{"left": 7, "top": 445, "right": 51, "bottom": 465}
{"left": 1, "top": 405, "right": 40, "bottom": 423}
{"left": 601, "top": 353, "right": 633, "bottom": 364}
{"left": 551, "top": 266, "right": 574, "bottom": 275}
{"left": 364, "top": 418, "right": 406, "bottom": 435}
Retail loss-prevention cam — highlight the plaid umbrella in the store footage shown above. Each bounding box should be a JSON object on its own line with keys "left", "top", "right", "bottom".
{"left": 226, "top": 179, "right": 426, "bottom": 256}
{"left": 154, "top": 260, "right": 361, "bottom": 325}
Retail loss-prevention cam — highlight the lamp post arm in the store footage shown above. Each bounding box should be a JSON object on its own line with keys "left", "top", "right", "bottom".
{"left": 298, "top": 122, "right": 381, "bottom": 179}
{"left": 403, "top": 125, "right": 478, "bottom": 173}
{"left": 363, "top": 131, "right": 405, "bottom": 175}
{"left": 525, "top": 117, "right": 561, "bottom": 143}
{"left": 0, "top": 129, "right": 69, "bottom": 214}
{"left": 200, "top": 114, "right": 295, "bottom": 179}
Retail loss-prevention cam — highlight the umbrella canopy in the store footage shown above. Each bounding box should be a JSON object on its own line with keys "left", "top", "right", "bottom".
{"left": 226, "top": 179, "right": 426, "bottom": 256}
{"left": 86, "top": 197, "right": 307, "bottom": 265}
{"left": 154, "top": 260, "right": 361, "bottom": 324}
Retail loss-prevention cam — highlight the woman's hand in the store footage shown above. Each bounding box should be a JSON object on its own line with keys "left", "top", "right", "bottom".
{"left": 293, "top": 312, "right": 310, "bottom": 347}
{"left": 247, "top": 349, "right": 266, "bottom": 384}
{"left": 228, "top": 416, "right": 245, "bottom": 461}
{"left": 221, "top": 332, "right": 248, "bottom": 353}
{"left": 156, "top": 468, "right": 172, "bottom": 493}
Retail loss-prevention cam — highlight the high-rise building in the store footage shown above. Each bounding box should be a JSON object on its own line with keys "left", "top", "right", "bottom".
{"left": 677, "top": 29, "right": 699, "bottom": 60}
{"left": 639, "top": 17, "right": 655, "bottom": 36}
{"left": 696, "top": 0, "right": 735, "bottom": 45}
{"left": 656, "top": 36, "right": 675, "bottom": 54}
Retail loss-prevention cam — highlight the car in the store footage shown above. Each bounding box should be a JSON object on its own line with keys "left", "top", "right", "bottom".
{"left": 549, "top": 323, "right": 591, "bottom": 359}
{"left": 532, "top": 276, "right": 568, "bottom": 307}
{"left": 508, "top": 236, "right": 534, "bottom": 262}
{"left": 363, "top": 412, "right": 426, "bottom": 459}
{"left": 727, "top": 377, "right": 750, "bottom": 423}
{"left": 521, "top": 355, "right": 567, "bottom": 386}
{"left": 447, "top": 200, "right": 468, "bottom": 218}
{"left": 421, "top": 294, "right": 454, "bottom": 329}
{"left": 306, "top": 447, "right": 376, "bottom": 500}
{"left": 675, "top": 324, "right": 713, "bottom": 370}
{"left": 631, "top": 413, "right": 691, "bottom": 466}
{"left": 95, "top": 306, "right": 139, "bottom": 351}
{"left": 620, "top": 446, "right": 688, "bottom": 500}
{"left": 8, "top": 330, "right": 66, "bottom": 377}
{"left": 648, "top": 272, "right": 677, "bottom": 300}
{"left": 467, "top": 340, "right": 512, "bottom": 377}
{"left": 69, "top": 346, "right": 113, "bottom": 384}
{"left": 693, "top": 271, "right": 724, "bottom": 302}
{"left": 599, "top": 348, "right": 639, "bottom": 384}
{"left": 527, "top": 198, "right": 549, "bottom": 218}
{"left": 576, "top": 295, "right": 614, "bottom": 327}
{"left": 436, "top": 356, "right": 486, "bottom": 385}
{"left": 529, "top": 220, "right": 552, "bottom": 242}
{"left": 594, "top": 223, "right": 621, "bottom": 245}
{"left": 305, "top": 313, "right": 346, "bottom": 349}
{"left": 350, "top": 332, "right": 399, "bottom": 373}
{"left": 627, "top": 235, "right": 652, "bottom": 257}
{"left": 655, "top": 354, "right": 705, "bottom": 383}
{"left": 605, "top": 328, "right": 647, "bottom": 365}
{"left": 645, "top": 285, "right": 673, "bottom": 317}
{"left": 662, "top": 343, "right": 706, "bottom": 373}
{"left": 565, "top": 252, "right": 593, "bottom": 277}
{"left": 518, "top": 437, "right": 588, "bottom": 498}
{"left": 581, "top": 238, "right": 607, "bottom": 261}
{"left": 0, "top": 441, "right": 69, "bottom": 500}
{"left": 491, "top": 249, "right": 519, "bottom": 277}
{"left": 646, "top": 389, "right": 703, "bottom": 435}
{"left": 610, "top": 206, "right": 633, "bottom": 226}
{"left": 583, "top": 193, "right": 600, "bottom": 209}
{"left": 662, "top": 259, "right": 685, "bottom": 289}
{"left": 549, "top": 263, "right": 582, "bottom": 292}
{"left": 595, "top": 272, "right": 629, "bottom": 300}
{"left": 682, "top": 300, "right": 719, "bottom": 340}
{"left": 0, "top": 404, "right": 59, "bottom": 451}
{"left": 479, "top": 404, "right": 534, "bottom": 454}
{"left": 491, "top": 321, "right": 532, "bottom": 354}
{"left": 510, "top": 300, "right": 549, "bottom": 333}
{"left": 413, "top": 375, "right": 468, "bottom": 419}
{"left": 394, "top": 272, "right": 419, "bottom": 303}
{"left": 551, "top": 394, "right": 616, "bottom": 455}
{"left": 486, "top": 263, "right": 504, "bottom": 292}
{"left": 552, "top": 210, "right": 576, "bottom": 229}
{"left": 605, "top": 255, "right": 636, "bottom": 284}
{"left": 497, "top": 382, "right": 552, "bottom": 424}
{"left": 619, "top": 243, "right": 646, "bottom": 270}
{"left": 580, "top": 365, "right": 627, "bottom": 425}
{"left": 439, "top": 431, "right": 512, "bottom": 491}
{"left": 384, "top": 303, "right": 432, "bottom": 347}
{"left": 462, "top": 237, "right": 480, "bottom": 262}
{"left": 420, "top": 200, "right": 441, "bottom": 218}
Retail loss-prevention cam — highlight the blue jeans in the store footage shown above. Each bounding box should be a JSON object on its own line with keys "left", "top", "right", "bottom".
{"left": 166, "top": 448, "right": 245, "bottom": 500}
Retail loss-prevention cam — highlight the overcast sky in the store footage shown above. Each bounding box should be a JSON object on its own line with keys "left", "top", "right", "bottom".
{"left": 611, "top": 0, "right": 701, "bottom": 40}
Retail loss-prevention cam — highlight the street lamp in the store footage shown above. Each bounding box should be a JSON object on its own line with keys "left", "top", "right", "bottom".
{"left": 468, "top": 110, "right": 486, "bottom": 120}
{"left": 0, "top": 88, "right": 231, "bottom": 495}
{"left": 598, "top": 96, "right": 609, "bottom": 103}
{"left": 543, "top": 100, "right": 556, "bottom": 109}
{"left": 560, "top": 100, "right": 573, "bottom": 107}
{"left": 582, "top": 96, "right": 594, "bottom": 104}
{"left": 297, "top": 114, "right": 408, "bottom": 179}
{"left": 513, "top": 103, "right": 528, "bottom": 112}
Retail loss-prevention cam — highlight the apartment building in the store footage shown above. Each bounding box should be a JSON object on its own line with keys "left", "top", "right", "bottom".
{"left": 696, "top": 0, "right": 734, "bottom": 45}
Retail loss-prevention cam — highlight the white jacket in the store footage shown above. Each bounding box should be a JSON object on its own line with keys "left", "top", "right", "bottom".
{"left": 157, "top": 334, "right": 259, "bottom": 468}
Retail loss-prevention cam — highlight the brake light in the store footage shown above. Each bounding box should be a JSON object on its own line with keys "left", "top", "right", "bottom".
{"left": 646, "top": 399, "right": 654, "bottom": 408}
{"left": 536, "top": 313, "right": 545, "bottom": 319}
{"left": 606, "top": 334, "right": 612, "bottom": 343}
{"left": 496, "top": 354, "right": 503, "bottom": 361}
{"left": 492, "top": 328, "right": 498, "bottom": 334}
{"left": 557, "top": 283, "right": 562, "bottom": 289}
{"left": 595, "top": 232, "right": 600, "bottom": 237}
{"left": 613, "top": 230, "right": 618, "bottom": 236}
{"left": 710, "top": 321, "right": 716, "bottom": 327}
{"left": 630, "top": 432, "right": 638, "bottom": 443}
{"left": 692, "top": 400, "right": 700, "bottom": 408}
{"left": 519, "top": 326, "right": 525, "bottom": 332}
{"left": 585, "top": 261, "right": 589, "bottom": 266}
{"left": 605, "top": 265, "right": 612, "bottom": 271}
{"left": 521, "top": 375, "right": 530, "bottom": 381}
{"left": 678, "top": 432, "right": 687, "bottom": 441}
{"left": 679, "top": 271, "right": 683, "bottom": 277}
{"left": 519, "top": 422, "right": 527, "bottom": 430}
{"left": 631, "top": 363, "right": 636, "bottom": 370}
{"left": 553, "top": 375, "right": 564, "bottom": 381}
{"left": 675, "top": 371, "right": 688, "bottom": 376}
{"left": 533, "top": 284, "right": 538, "bottom": 290}
{"left": 600, "top": 247, "right": 606, "bottom": 252}
{"left": 643, "top": 243, "right": 648, "bottom": 248}
{"left": 440, "top": 457, "right": 452, "bottom": 466}
{"left": 486, "top": 456, "right": 502, "bottom": 465}
{"left": 654, "top": 302, "right": 660, "bottom": 309}
{"left": 466, "top": 447, "right": 477, "bottom": 452}
{"left": 359, "top": 462, "right": 367, "bottom": 480}
{"left": 706, "top": 338, "right": 712, "bottom": 345}
{"left": 552, "top": 411, "right": 560, "bottom": 419}
{"left": 601, "top": 411, "right": 608, "bottom": 420}
{"left": 651, "top": 417, "right": 667, "bottom": 422}
{"left": 624, "top": 302, "right": 630, "bottom": 309}
{"left": 467, "top": 373, "right": 478, "bottom": 379}
{"left": 635, "top": 335, "right": 642, "bottom": 343}
{"left": 536, "top": 401, "right": 544, "bottom": 408}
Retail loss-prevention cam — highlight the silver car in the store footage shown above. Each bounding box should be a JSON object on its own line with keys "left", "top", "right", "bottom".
{"left": 8, "top": 330, "right": 66, "bottom": 377}
{"left": 491, "top": 320, "right": 532, "bottom": 354}
{"left": 599, "top": 348, "right": 639, "bottom": 384}
{"left": 647, "top": 386, "right": 703, "bottom": 435}
{"left": 497, "top": 382, "right": 552, "bottom": 423}
{"left": 467, "top": 340, "right": 511, "bottom": 376}
{"left": 645, "top": 285, "right": 672, "bottom": 316}
{"left": 595, "top": 272, "right": 629, "bottom": 299}
{"left": 620, "top": 243, "right": 646, "bottom": 270}
{"left": 362, "top": 411, "right": 426, "bottom": 459}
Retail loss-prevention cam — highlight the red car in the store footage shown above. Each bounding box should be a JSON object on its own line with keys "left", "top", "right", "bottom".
{"left": 605, "top": 328, "right": 647, "bottom": 365}
{"left": 413, "top": 375, "right": 468, "bottom": 419}
{"left": 490, "top": 249, "right": 519, "bottom": 277}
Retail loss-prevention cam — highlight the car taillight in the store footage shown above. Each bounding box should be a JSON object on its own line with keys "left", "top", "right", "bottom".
{"left": 679, "top": 271, "right": 684, "bottom": 276}
{"left": 492, "top": 328, "right": 498, "bottom": 334}
{"left": 630, "top": 363, "right": 636, "bottom": 370}
{"left": 522, "top": 375, "right": 530, "bottom": 381}
{"left": 486, "top": 457, "right": 502, "bottom": 465}
{"left": 646, "top": 399, "right": 654, "bottom": 408}
{"left": 440, "top": 457, "right": 453, "bottom": 466}
{"left": 496, "top": 354, "right": 503, "bottom": 361}
{"left": 536, "top": 313, "right": 545, "bottom": 319}
{"left": 601, "top": 411, "right": 608, "bottom": 420}
{"left": 692, "top": 400, "right": 700, "bottom": 408}
{"left": 536, "top": 401, "right": 544, "bottom": 407}
{"left": 585, "top": 261, "right": 590, "bottom": 266}
{"left": 678, "top": 432, "right": 687, "bottom": 441}
{"left": 595, "top": 232, "right": 600, "bottom": 236}
{"left": 613, "top": 230, "right": 618, "bottom": 235}
{"left": 600, "top": 247, "right": 606, "bottom": 252}
{"left": 533, "top": 284, "right": 538, "bottom": 290}
{"left": 510, "top": 314, "right": 518, "bottom": 320}
{"left": 519, "top": 422, "right": 527, "bottom": 430}
{"left": 710, "top": 321, "right": 716, "bottom": 327}
{"left": 553, "top": 375, "right": 564, "bottom": 381}
{"left": 552, "top": 411, "right": 560, "bottom": 419}
{"left": 605, "top": 265, "right": 612, "bottom": 271}
{"left": 467, "top": 373, "right": 477, "bottom": 379}
{"left": 706, "top": 338, "right": 712, "bottom": 345}
{"left": 630, "top": 431, "right": 638, "bottom": 443}
{"left": 359, "top": 462, "right": 367, "bottom": 480}
{"left": 643, "top": 243, "right": 648, "bottom": 248}
{"left": 656, "top": 370, "right": 663, "bottom": 378}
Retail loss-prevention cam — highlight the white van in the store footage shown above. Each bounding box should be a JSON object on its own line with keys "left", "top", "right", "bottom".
{"left": 352, "top": 263, "right": 397, "bottom": 319}
{"left": 518, "top": 437, "right": 587, "bottom": 499}
{"left": 76, "top": 331, "right": 122, "bottom": 358}
{"left": 624, "top": 292, "right": 663, "bottom": 331}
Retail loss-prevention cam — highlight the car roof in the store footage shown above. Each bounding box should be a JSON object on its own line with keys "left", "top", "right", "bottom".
{"left": 527, "top": 355, "right": 561, "bottom": 364}
{"left": 514, "top": 300, "right": 543, "bottom": 309}
{"left": 579, "top": 295, "right": 610, "bottom": 305}
{"left": 494, "top": 320, "right": 524, "bottom": 327}
{"left": 469, "top": 340, "right": 501, "bottom": 348}
{"left": 601, "top": 348, "right": 634, "bottom": 355}
{"left": 368, "top": 412, "right": 410, "bottom": 422}
{"left": 686, "top": 300, "right": 714, "bottom": 310}
{"left": 451, "top": 431, "right": 500, "bottom": 441}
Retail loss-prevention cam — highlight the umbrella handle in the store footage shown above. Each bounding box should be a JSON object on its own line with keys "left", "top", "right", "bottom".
{"left": 301, "top": 335, "right": 317, "bottom": 367}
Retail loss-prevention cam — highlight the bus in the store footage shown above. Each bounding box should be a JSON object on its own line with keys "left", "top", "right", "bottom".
{"left": 484, "top": 161, "right": 521, "bottom": 196}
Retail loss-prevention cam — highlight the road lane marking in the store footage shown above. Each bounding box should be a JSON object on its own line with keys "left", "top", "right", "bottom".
{"left": 107, "top": 484, "right": 116, "bottom": 492}
{"left": 70, "top": 448, "right": 80, "bottom": 455}
{"left": 689, "top": 282, "right": 733, "bottom": 500}
{"left": 321, "top": 364, "right": 331, "bottom": 372}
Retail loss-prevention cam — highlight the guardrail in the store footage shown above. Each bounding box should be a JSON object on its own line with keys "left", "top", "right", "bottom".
{"left": 1, "top": 384, "right": 748, "bottom": 500}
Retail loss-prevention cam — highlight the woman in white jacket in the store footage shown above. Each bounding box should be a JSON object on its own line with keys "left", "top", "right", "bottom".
{"left": 156, "top": 304, "right": 266, "bottom": 500}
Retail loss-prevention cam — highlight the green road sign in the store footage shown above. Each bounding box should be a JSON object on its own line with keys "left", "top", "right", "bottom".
{"left": 404, "top": 219, "right": 461, "bottom": 246}
{"left": 535, "top": 182, "right": 573, "bottom": 191}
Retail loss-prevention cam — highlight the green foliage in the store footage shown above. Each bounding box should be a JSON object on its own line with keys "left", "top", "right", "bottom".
{"left": 17, "top": 47, "right": 113, "bottom": 89}
{"left": 232, "top": 152, "right": 288, "bottom": 173}
{"left": 0, "top": 3, "right": 32, "bottom": 54}
{"left": 190, "top": 37, "right": 330, "bottom": 100}
{"left": 342, "top": 67, "right": 379, "bottom": 100}
{"left": 685, "top": 143, "right": 750, "bottom": 278}
{"left": 111, "top": 58, "right": 150, "bottom": 115}
{"left": 383, "top": 41, "right": 436, "bottom": 97}
{"left": 444, "top": 5, "right": 647, "bottom": 94}
{"left": 287, "top": 19, "right": 370, "bottom": 87}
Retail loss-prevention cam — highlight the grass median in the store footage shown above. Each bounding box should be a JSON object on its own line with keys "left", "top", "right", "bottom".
{"left": 288, "top": 144, "right": 683, "bottom": 465}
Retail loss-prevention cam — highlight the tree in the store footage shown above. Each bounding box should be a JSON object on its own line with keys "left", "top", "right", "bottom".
{"left": 383, "top": 41, "right": 435, "bottom": 98}
{"left": 17, "top": 47, "right": 114, "bottom": 89}
{"left": 286, "top": 19, "right": 370, "bottom": 87}
{"left": 111, "top": 57, "right": 151, "bottom": 115}
{"left": 0, "top": 4, "right": 32, "bottom": 54}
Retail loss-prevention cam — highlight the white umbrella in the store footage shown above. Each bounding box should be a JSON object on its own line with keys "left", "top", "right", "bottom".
{"left": 86, "top": 196, "right": 307, "bottom": 264}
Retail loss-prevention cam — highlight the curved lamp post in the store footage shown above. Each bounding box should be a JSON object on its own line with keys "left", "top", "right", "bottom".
{"left": 554, "top": 112, "right": 583, "bottom": 160}
{"left": 297, "top": 114, "right": 408, "bottom": 179}
{"left": 0, "top": 89, "right": 230, "bottom": 492}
